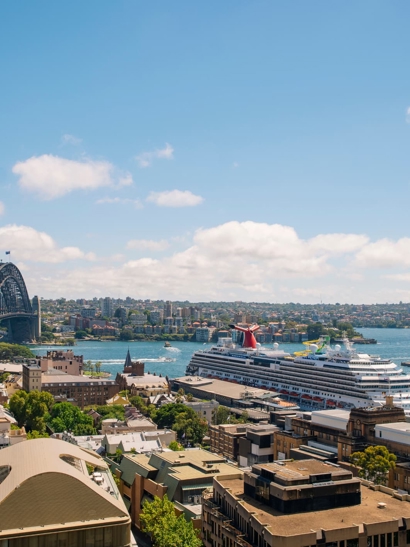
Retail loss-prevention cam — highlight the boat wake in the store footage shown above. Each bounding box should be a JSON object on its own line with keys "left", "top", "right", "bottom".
{"left": 164, "top": 347, "right": 181, "bottom": 353}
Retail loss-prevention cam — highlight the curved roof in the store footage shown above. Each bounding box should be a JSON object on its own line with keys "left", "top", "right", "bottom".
{"left": 0, "top": 438, "right": 129, "bottom": 533}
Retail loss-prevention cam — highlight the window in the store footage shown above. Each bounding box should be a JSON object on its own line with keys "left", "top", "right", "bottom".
{"left": 347, "top": 540, "right": 358, "bottom": 547}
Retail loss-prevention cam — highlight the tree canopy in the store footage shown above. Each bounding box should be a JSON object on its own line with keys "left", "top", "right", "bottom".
{"left": 9, "top": 390, "right": 54, "bottom": 433}
{"left": 48, "top": 402, "right": 96, "bottom": 435}
{"left": 140, "top": 495, "right": 202, "bottom": 547}
{"left": 351, "top": 445, "right": 397, "bottom": 484}
{"left": 0, "top": 342, "right": 34, "bottom": 360}
{"left": 153, "top": 403, "right": 207, "bottom": 445}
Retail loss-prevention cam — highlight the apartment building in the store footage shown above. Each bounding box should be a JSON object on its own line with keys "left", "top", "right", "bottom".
{"left": 112, "top": 448, "right": 242, "bottom": 531}
{"left": 203, "top": 459, "right": 410, "bottom": 547}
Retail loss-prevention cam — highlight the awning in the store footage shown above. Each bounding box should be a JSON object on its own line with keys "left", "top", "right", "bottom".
{"left": 181, "top": 484, "right": 212, "bottom": 491}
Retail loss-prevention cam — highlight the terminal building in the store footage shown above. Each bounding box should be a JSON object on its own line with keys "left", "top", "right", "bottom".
{"left": 0, "top": 438, "right": 131, "bottom": 546}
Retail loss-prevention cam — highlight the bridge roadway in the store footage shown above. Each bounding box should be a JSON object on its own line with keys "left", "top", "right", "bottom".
{"left": 0, "top": 311, "right": 35, "bottom": 321}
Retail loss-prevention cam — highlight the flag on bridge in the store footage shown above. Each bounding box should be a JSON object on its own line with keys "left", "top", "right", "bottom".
{"left": 5, "top": 251, "right": 10, "bottom": 255}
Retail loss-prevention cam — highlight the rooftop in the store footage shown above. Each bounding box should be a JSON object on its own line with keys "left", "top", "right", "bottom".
{"left": 0, "top": 438, "right": 129, "bottom": 534}
{"left": 218, "top": 477, "right": 410, "bottom": 535}
{"left": 174, "top": 376, "right": 273, "bottom": 400}
{"left": 41, "top": 372, "right": 116, "bottom": 385}
{"left": 375, "top": 422, "right": 410, "bottom": 432}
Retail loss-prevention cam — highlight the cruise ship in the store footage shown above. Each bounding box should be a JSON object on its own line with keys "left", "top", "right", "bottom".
{"left": 186, "top": 324, "right": 410, "bottom": 416}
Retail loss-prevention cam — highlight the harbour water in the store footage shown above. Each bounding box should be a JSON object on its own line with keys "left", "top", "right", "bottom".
{"left": 30, "top": 328, "right": 410, "bottom": 380}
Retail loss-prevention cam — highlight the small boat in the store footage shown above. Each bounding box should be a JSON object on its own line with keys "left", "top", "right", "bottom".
{"left": 164, "top": 341, "right": 172, "bottom": 348}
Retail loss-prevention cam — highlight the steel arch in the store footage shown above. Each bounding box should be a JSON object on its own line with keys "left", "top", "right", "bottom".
{"left": 0, "top": 263, "right": 32, "bottom": 315}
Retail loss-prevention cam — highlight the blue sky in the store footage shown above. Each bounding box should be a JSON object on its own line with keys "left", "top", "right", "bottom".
{"left": 1, "top": 1, "right": 410, "bottom": 303}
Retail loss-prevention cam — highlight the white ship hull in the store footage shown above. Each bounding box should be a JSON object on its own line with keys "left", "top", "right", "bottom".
{"left": 186, "top": 342, "right": 410, "bottom": 416}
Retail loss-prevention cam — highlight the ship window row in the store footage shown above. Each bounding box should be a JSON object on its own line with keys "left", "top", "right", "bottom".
{"left": 193, "top": 356, "right": 359, "bottom": 383}
{"left": 192, "top": 361, "right": 367, "bottom": 395}
{"left": 195, "top": 359, "right": 361, "bottom": 390}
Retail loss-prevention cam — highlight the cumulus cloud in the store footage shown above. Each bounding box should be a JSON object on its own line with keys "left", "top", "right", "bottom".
{"left": 13, "top": 154, "right": 133, "bottom": 200}
{"left": 25, "top": 221, "right": 375, "bottom": 300}
{"left": 147, "top": 189, "right": 204, "bottom": 207}
{"left": 0, "top": 225, "right": 95, "bottom": 263}
{"left": 126, "top": 239, "right": 169, "bottom": 251}
{"left": 355, "top": 238, "right": 410, "bottom": 268}
{"left": 406, "top": 107, "right": 410, "bottom": 123}
{"left": 0, "top": 201, "right": 4, "bottom": 216}
{"left": 15, "top": 220, "right": 410, "bottom": 302}
{"left": 96, "top": 197, "right": 143, "bottom": 209}
{"left": 61, "top": 134, "right": 82, "bottom": 145}
{"left": 136, "top": 143, "right": 174, "bottom": 168}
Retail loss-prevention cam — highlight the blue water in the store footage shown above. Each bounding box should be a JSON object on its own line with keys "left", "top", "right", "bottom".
{"left": 30, "top": 328, "right": 410, "bottom": 380}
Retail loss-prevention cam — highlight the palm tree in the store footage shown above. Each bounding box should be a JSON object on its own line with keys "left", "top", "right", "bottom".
{"left": 95, "top": 361, "right": 102, "bottom": 376}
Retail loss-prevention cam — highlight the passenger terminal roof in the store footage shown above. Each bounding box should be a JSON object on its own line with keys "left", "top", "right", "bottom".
{"left": 0, "top": 438, "right": 129, "bottom": 534}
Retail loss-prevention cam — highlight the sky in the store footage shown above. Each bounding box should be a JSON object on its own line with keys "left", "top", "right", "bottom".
{"left": 1, "top": 1, "right": 410, "bottom": 304}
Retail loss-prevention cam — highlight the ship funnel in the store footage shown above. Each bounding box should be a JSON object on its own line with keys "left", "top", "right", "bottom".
{"left": 230, "top": 324, "right": 260, "bottom": 349}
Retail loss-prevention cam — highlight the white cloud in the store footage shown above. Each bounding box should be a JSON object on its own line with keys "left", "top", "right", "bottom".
{"left": 232, "top": 162, "right": 239, "bottom": 168}
{"left": 25, "top": 221, "right": 376, "bottom": 301}
{"left": 13, "top": 154, "right": 133, "bottom": 200}
{"left": 147, "top": 189, "right": 204, "bottom": 207}
{"left": 96, "top": 197, "right": 143, "bottom": 209}
{"left": 355, "top": 238, "right": 410, "bottom": 268}
{"left": 406, "top": 107, "right": 410, "bottom": 123}
{"left": 126, "top": 239, "right": 169, "bottom": 251}
{"left": 0, "top": 225, "right": 95, "bottom": 263}
{"left": 136, "top": 143, "right": 174, "bottom": 168}
{"left": 61, "top": 134, "right": 82, "bottom": 145}
{"left": 0, "top": 202, "right": 4, "bottom": 216}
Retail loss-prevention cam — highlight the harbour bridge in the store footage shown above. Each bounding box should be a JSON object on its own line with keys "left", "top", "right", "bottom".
{"left": 0, "top": 262, "right": 41, "bottom": 343}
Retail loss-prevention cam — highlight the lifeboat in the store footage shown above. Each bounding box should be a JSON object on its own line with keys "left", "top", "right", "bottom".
{"left": 280, "top": 389, "right": 289, "bottom": 395}
{"left": 290, "top": 392, "right": 299, "bottom": 397}
{"left": 301, "top": 394, "right": 312, "bottom": 400}
{"left": 337, "top": 402, "right": 345, "bottom": 408}
{"left": 313, "top": 396, "right": 323, "bottom": 402}
{"left": 326, "top": 399, "right": 336, "bottom": 406}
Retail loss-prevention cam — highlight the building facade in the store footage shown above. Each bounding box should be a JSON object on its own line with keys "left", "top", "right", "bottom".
{"left": 203, "top": 459, "right": 410, "bottom": 547}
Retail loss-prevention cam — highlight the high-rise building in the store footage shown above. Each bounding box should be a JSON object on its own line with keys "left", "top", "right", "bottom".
{"left": 102, "top": 297, "right": 113, "bottom": 318}
{"left": 165, "top": 300, "right": 173, "bottom": 317}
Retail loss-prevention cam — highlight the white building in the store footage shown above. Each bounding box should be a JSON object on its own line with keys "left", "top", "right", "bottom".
{"left": 375, "top": 422, "right": 410, "bottom": 444}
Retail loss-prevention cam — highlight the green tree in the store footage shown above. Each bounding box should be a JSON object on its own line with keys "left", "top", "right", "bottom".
{"left": 95, "top": 361, "right": 102, "bottom": 375}
{"left": 48, "top": 402, "right": 95, "bottom": 434}
{"left": 9, "top": 390, "right": 54, "bottom": 433}
{"left": 169, "top": 441, "right": 184, "bottom": 451}
{"left": 129, "top": 395, "right": 148, "bottom": 414}
{"left": 153, "top": 403, "right": 207, "bottom": 444}
{"left": 140, "top": 495, "right": 202, "bottom": 547}
{"left": 0, "top": 342, "right": 34, "bottom": 360}
{"left": 27, "top": 430, "right": 50, "bottom": 440}
{"left": 307, "top": 322, "right": 323, "bottom": 340}
{"left": 119, "top": 329, "right": 134, "bottom": 341}
{"left": 214, "top": 405, "right": 230, "bottom": 425}
{"left": 75, "top": 330, "right": 88, "bottom": 339}
{"left": 351, "top": 446, "right": 397, "bottom": 484}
